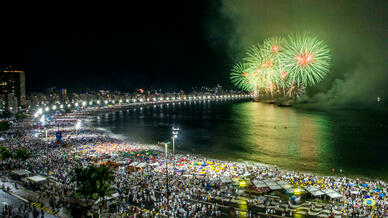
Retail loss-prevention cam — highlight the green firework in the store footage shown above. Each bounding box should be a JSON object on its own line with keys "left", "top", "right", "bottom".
{"left": 244, "top": 44, "right": 280, "bottom": 87}
{"left": 230, "top": 62, "right": 255, "bottom": 92}
{"left": 280, "top": 33, "right": 331, "bottom": 87}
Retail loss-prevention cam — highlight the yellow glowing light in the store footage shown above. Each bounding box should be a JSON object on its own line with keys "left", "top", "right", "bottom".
{"left": 239, "top": 180, "right": 247, "bottom": 188}
{"left": 294, "top": 188, "right": 302, "bottom": 195}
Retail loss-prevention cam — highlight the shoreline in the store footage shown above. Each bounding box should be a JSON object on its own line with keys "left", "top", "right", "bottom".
{"left": 78, "top": 104, "right": 386, "bottom": 184}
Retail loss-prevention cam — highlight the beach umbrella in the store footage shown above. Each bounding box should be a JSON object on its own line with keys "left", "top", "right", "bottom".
{"left": 379, "top": 193, "right": 386, "bottom": 198}
{"left": 373, "top": 189, "right": 380, "bottom": 192}
{"left": 362, "top": 184, "right": 368, "bottom": 187}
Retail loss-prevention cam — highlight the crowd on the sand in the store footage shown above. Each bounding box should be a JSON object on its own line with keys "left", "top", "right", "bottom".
{"left": 0, "top": 110, "right": 387, "bottom": 217}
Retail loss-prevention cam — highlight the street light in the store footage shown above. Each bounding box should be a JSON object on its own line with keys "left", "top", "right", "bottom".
{"left": 75, "top": 120, "right": 81, "bottom": 134}
{"left": 172, "top": 126, "right": 179, "bottom": 155}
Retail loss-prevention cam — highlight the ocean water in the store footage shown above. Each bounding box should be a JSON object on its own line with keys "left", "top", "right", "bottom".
{"left": 90, "top": 100, "right": 388, "bottom": 181}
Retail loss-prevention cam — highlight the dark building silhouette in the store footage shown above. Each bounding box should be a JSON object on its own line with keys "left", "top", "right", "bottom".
{"left": 0, "top": 65, "right": 26, "bottom": 113}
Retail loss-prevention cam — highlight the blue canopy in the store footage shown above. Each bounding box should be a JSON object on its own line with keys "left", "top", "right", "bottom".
{"left": 373, "top": 189, "right": 380, "bottom": 192}
{"left": 365, "top": 195, "right": 370, "bottom": 198}
{"left": 379, "top": 193, "right": 386, "bottom": 197}
{"left": 362, "top": 184, "right": 368, "bottom": 187}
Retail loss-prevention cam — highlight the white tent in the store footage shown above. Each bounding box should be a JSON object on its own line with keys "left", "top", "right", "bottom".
{"left": 350, "top": 190, "right": 359, "bottom": 195}
{"left": 129, "top": 162, "right": 138, "bottom": 167}
{"left": 327, "top": 192, "right": 342, "bottom": 199}
{"left": 305, "top": 187, "right": 325, "bottom": 197}
{"left": 242, "top": 172, "right": 251, "bottom": 177}
{"left": 263, "top": 179, "right": 282, "bottom": 190}
{"left": 137, "top": 162, "right": 147, "bottom": 168}
{"left": 12, "top": 169, "right": 31, "bottom": 177}
{"left": 27, "top": 175, "right": 47, "bottom": 183}
{"left": 252, "top": 180, "right": 268, "bottom": 188}
{"left": 95, "top": 192, "right": 120, "bottom": 204}
{"left": 323, "top": 188, "right": 342, "bottom": 199}
{"left": 277, "top": 181, "right": 292, "bottom": 190}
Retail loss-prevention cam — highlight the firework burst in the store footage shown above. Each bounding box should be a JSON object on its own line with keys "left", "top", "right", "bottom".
{"left": 230, "top": 33, "right": 331, "bottom": 99}
{"left": 230, "top": 62, "right": 255, "bottom": 92}
{"left": 244, "top": 44, "right": 280, "bottom": 93}
{"left": 280, "top": 33, "right": 331, "bottom": 87}
{"left": 286, "top": 82, "right": 306, "bottom": 98}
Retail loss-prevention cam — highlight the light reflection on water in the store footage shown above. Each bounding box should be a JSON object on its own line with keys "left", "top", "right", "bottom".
{"left": 91, "top": 101, "right": 388, "bottom": 181}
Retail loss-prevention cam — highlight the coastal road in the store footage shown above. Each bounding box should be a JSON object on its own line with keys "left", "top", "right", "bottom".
{"left": 0, "top": 190, "right": 58, "bottom": 218}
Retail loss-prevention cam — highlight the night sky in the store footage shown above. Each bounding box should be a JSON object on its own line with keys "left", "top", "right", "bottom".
{"left": 1, "top": 2, "right": 387, "bottom": 105}
{"left": 1, "top": 4, "right": 232, "bottom": 92}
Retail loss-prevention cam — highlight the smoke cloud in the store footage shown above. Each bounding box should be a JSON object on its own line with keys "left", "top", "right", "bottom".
{"left": 214, "top": 0, "right": 388, "bottom": 109}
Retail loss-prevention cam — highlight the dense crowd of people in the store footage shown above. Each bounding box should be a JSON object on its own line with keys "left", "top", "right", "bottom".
{"left": 0, "top": 109, "right": 387, "bottom": 217}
